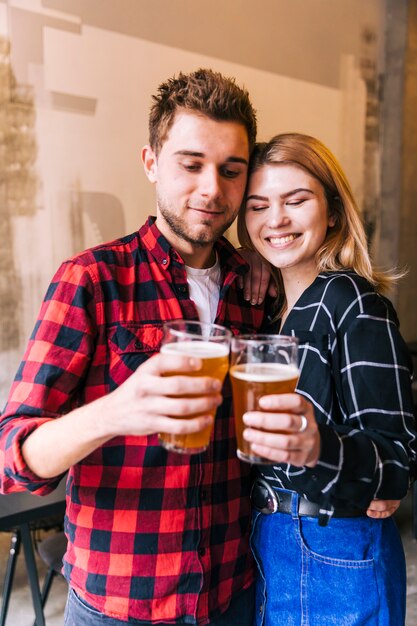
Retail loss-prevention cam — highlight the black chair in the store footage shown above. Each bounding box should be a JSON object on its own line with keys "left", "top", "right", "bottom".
{"left": 0, "top": 531, "right": 21, "bottom": 626}
{"left": 36, "top": 531, "right": 67, "bottom": 609}
{"left": 0, "top": 519, "right": 66, "bottom": 626}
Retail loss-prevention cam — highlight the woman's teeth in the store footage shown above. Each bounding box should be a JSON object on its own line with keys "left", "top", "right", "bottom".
{"left": 268, "top": 234, "right": 299, "bottom": 245}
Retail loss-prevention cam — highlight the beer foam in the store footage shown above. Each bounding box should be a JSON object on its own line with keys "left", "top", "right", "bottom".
{"left": 161, "top": 341, "right": 229, "bottom": 358}
{"left": 230, "top": 363, "right": 299, "bottom": 382}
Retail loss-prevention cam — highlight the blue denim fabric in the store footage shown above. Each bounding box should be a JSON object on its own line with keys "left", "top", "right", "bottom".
{"left": 64, "top": 584, "right": 255, "bottom": 626}
{"left": 250, "top": 489, "right": 406, "bottom": 626}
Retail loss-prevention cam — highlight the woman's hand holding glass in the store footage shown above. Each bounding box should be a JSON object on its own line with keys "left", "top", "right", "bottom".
{"left": 230, "top": 334, "right": 311, "bottom": 465}
{"left": 242, "top": 391, "right": 321, "bottom": 467}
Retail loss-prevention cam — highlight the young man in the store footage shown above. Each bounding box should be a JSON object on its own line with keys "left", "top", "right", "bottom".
{"left": 0, "top": 69, "right": 264, "bottom": 625}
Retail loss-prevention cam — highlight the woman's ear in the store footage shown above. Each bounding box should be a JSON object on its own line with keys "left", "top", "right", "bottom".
{"left": 141, "top": 145, "right": 158, "bottom": 183}
{"left": 328, "top": 195, "right": 341, "bottom": 228}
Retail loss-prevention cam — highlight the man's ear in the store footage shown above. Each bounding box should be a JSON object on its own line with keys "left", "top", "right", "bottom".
{"left": 141, "top": 145, "right": 158, "bottom": 183}
{"left": 328, "top": 213, "right": 336, "bottom": 228}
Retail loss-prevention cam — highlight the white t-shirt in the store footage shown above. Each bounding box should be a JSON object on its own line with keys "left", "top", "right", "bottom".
{"left": 185, "top": 255, "right": 221, "bottom": 325}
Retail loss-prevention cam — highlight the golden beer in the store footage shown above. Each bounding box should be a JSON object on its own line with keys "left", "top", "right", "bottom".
{"left": 230, "top": 362, "right": 299, "bottom": 462}
{"left": 159, "top": 341, "right": 229, "bottom": 453}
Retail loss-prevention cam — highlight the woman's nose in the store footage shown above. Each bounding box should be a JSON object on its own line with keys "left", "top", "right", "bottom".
{"left": 266, "top": 204, "right": 290, "bottom": 228}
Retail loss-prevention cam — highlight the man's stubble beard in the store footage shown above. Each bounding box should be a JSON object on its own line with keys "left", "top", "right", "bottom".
{"left": 157, "top": 194, "right": 237, "bottom": 247}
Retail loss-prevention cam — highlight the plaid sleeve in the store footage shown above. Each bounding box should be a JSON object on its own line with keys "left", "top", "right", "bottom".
{"left": 301, "top": 311, "right": 415, "bottom": 509}
{"left": 0, "top": 260, "right": 97, "bottom": 494}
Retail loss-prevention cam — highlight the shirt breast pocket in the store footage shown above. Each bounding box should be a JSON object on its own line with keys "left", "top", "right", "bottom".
{"left": 107, "top": 323, "right": 164, "bottom": 390}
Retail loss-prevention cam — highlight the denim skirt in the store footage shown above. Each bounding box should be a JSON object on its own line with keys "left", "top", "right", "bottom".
{"left": 250, "top": 489, "right": 406, "bottom": 626}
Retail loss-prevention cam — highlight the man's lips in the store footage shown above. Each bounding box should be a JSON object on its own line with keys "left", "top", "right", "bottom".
{"left": 189, "top": 206, "right": 224, "bottom": 216}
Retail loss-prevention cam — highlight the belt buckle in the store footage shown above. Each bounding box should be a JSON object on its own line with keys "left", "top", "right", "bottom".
{"left": 251, "top": 478, "right": 280, "bottom": 515}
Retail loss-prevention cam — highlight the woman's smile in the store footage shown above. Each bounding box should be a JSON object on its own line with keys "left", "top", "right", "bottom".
{"left": 265, "top": 233, "right": 301, "bottom": 246}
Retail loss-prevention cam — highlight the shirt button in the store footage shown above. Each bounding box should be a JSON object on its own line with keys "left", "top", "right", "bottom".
{"left": 259, "top": 604, "right": 264, "bottom": 615}
{"left": 199, "top": 547, "right": 206, "bottom": 557}
{"left": 162, "top": 258, "right": 167, "bottom": 265}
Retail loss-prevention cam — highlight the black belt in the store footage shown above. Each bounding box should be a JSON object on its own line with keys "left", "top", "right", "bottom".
{"left": 251, "top": 478, "right": 366, "bottom": 518}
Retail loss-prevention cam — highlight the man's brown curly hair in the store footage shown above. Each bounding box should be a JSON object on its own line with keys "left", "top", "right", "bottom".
{"left": 149, "top": 68, "right": 257, "bottom": 154}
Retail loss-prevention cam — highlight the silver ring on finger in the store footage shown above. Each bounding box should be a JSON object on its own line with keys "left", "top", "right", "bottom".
{"left": 298, "top": 414, "right": 308, "bottom": 433}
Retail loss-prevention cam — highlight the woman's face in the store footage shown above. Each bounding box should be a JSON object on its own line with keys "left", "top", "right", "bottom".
{"left": 245, "top": 163, "right": 335, "bottom": 281}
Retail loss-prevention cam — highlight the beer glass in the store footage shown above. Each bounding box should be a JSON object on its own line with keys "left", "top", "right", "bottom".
{"left": 159, "top": 320, "right": 231, "bottom": 454}
{"left": 230, "top": 335, "right": 299, "bottom": 463}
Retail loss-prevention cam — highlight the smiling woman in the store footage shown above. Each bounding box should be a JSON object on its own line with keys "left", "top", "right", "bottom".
{"left": 244, "top": 163, "right": 335, "bottom": 292}
{"left": 236, "top": 133, "right": 415, "bottom": 626}
{"left": 238, "top": 133, "right": 399, "bottom": 323}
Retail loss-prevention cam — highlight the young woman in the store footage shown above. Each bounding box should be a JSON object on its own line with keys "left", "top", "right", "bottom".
{"left": 237, "top": 133, "right": 416, "bottom": 626}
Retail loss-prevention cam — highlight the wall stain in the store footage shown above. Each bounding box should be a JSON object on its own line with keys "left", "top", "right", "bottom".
{"left": 0, "top": 35, "right": 38, "bottom": 351}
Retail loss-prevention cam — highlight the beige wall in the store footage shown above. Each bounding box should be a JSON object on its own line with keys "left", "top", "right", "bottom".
{"left": 0, "top": 0, "right": 387, "bottom": 404}
{"left": 42, "top": 0, "right": 383, "bottom": 89}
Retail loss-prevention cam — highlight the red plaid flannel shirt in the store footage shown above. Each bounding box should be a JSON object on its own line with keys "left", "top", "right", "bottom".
{"left": 0, "top": 217, "right": 264, "bottom": 624}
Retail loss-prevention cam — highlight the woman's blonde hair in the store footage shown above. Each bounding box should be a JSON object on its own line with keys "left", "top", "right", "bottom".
{"left": 238, "top": 133, "right": 401, "bottom": 298}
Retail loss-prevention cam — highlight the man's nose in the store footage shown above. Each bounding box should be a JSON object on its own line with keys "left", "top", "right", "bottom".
{"left": 199, "top": 168, "right": 222, "bottom": 197}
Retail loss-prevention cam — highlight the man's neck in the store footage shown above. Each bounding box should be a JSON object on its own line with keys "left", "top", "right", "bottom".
{"left": 181, "top": 247, "right": 217, "bottom": 269}
{"left": 155, "top": 218, "right": 217, "bottom": 269}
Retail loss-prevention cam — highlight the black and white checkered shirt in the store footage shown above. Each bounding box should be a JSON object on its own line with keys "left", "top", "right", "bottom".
{"left": 260, "top": 271, "right": 416, "bottom": 518}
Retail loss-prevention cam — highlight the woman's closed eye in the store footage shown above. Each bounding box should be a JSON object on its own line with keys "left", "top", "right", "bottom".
{"left": 246, "top": 203, "right": 269, "bottom": 212}
{"left": 286, "top": 198, "right": 307, "bottom": 207}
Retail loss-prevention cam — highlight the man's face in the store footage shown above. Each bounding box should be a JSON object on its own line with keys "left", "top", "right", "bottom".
{"left": 143, "top": 111, "right": 250, "bottom": 259}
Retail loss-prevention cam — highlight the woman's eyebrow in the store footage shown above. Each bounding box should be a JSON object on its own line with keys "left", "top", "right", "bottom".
{"left": 246, "top": 188, "right": 314, "bottom": 202}
{"left": 281, "top": 187, "right": 314, "bottom": 199}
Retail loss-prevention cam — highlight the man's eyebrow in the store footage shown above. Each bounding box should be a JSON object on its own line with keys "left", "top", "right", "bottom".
{"left": 246, "top": 194, "right": 268, "bottom": 202}
{"left": 173, "top": 150, "right": 248, "bottom": 165}
{"left": 174, "top": 150, "right": 204, "bottom": 157}
{"left": 226, "top": 156, "right": 248, "bottom": 165}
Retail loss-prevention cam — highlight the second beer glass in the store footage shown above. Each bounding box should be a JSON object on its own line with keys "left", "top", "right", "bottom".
{"left": 159, "top": 320, "right": 231, "bottom": 454}
{"left": 230, "top": 335, "right": 299, "bottom": 463}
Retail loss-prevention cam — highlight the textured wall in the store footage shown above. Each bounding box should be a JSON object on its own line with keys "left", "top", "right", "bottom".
{"left": 378, "top": 0, "right": 417, "bottom": 340}
{"left": 398, "top": 0, "right": 417, "bottom": 340}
